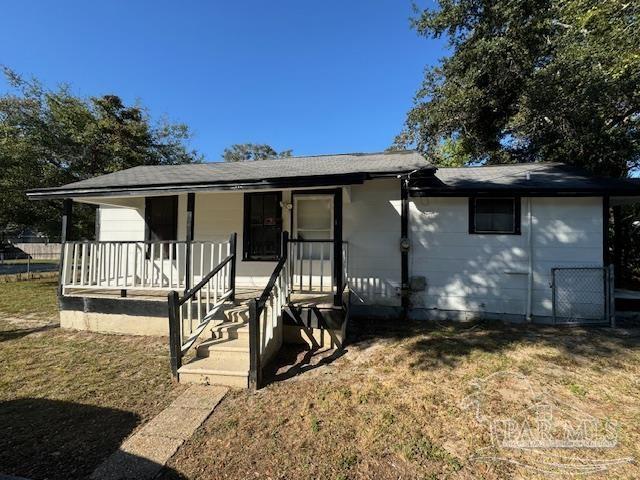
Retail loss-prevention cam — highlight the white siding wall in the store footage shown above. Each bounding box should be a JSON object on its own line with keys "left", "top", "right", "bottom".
{"left": 97, "top": 199, "right": 145, "bottom": 241}
{"left": 410, "top": 197, "right": 603, "bottom": 319}
{"left": 93, "top": 187, "right": 603, "bottom": 320}
{"left": 343, "top": 178, "right": 402, "bottom": 306}
{"left": 194, "top": 190, "right": 292, "bottom": 288}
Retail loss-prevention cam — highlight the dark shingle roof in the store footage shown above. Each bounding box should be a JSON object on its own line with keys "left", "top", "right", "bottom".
{"left": 27, "top": 154, "right": 640, "bottom": 200}
{"left": 417, "top": 162, "right": 640, "bottom": 194}
{"left": 28, "top": 151, "right": 432, "bottom": 198}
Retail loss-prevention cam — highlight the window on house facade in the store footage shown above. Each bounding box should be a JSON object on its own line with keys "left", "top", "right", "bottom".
{"left": 469, "top": 197, "right": 521, "bottom": 234}
{"left": 243, "top": 192, "right": 282, "bottom": 261}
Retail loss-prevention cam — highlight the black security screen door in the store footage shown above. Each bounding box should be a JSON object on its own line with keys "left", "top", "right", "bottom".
{"left": 145, "top": 196, "right": 178, "bottom": 255}
{"left": 244, "top": 192, "right": 282, "bottom": 261}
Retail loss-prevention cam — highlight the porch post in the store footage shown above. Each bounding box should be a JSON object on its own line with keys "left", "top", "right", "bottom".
{"left": 333, "top": 188, "right": 343, "bottom": 307}
{"left": 167, "top": 290, "right": 182, "bottom": 377}
{"left": 248, "top": 299, "right": 261, "bottom": 390}
{"left": 229, "top": 232, "right": 237, "bottom": 302}
{"left": 184, "top": 192, "right": 195, "bottom": 294}
{"left": 57, "top": 198, "right": 73, "bottom": 296}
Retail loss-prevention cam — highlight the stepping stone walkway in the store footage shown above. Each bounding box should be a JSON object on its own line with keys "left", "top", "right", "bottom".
{"left": 91, "top": 385, "right": 227, "bottom": 480}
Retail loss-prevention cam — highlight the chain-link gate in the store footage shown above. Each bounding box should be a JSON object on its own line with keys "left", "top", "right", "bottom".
{"left": 551, "top": 267, "right": 611, "bottom": 325}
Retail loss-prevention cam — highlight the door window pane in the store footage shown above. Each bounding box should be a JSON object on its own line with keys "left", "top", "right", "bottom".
{"left": 295, "top": 196, "right": 333, "bottom": 260}
{"left": 296, "top": 198, "right": 332, "bottom": 231}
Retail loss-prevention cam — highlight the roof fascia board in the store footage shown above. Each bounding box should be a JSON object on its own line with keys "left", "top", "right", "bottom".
{"left": 409, "top": 188, "right": 640, "bottom": 197}
{"left": 27, "top": 172, "right": 375, "bottom": 200}
{"left": 27, "top": 168, "right": 430, "bottom": 200}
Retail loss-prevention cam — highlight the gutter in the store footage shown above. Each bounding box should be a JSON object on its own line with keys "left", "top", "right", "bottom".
{"left": 526, "top": 198, "right": 534, "bottom": 322}
{"left": 408, "top": 187, "right": 640, "bottom": 198}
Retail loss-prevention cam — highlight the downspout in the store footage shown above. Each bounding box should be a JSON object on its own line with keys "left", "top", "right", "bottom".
{"left": 526, "top": 197, "right": 534, "bottom": 322}
{"left": 400, "top": 176, "right": 410, "bottom": 318}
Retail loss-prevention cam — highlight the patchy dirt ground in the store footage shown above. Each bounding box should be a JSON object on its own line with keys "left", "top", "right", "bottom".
{"left": 161, "top": 320, "right": 640, "bottom": 480}
{"left": 0, "top": 307, "right": 185, "bottom": 479}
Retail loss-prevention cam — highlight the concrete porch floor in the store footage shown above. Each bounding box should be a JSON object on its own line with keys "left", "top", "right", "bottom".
{"left": 63, "top": 286, "right": 335, "bottom": 305}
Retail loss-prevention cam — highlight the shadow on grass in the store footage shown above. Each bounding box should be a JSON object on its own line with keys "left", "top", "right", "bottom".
{"left": 263, "top": 344, "right": 348, "bottom": 385}
{"left": 0, "top": 398, "right": 181, "bottom": 480}
{"left": 0, "top": 324, "right": 58, "bottom": 343}
{"left": 347, "top": 317, "right": 640, "bottom": 370}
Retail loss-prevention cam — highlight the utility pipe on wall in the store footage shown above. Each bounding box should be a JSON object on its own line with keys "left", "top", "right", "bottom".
{"left": 526, "top": 197, "right": 534, "bottom": 322}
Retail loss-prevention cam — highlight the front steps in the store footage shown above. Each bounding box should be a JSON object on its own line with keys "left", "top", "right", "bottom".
{"left": 177, "top": 297, "right": 348, "bottom": 389}
{"left": 178, "top": 303, "right": 250, "bottom": 388}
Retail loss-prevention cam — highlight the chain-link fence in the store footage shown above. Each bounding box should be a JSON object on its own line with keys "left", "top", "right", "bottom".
{"left": 551, "top": 267, "right": 610, "bottom": 325}
{"left": 0, "top": 252, "right": 60, "bottom": 280}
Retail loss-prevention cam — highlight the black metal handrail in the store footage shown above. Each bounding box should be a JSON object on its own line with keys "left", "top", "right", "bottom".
{"left": 249, "top": 231, "right": 289, "bottom": 389}
{"left": 255, "top": 257, "right": 288, "bottom": 312}
{"left": 289, "top": 239, "right": 339, "bottom": 243}
{"left": 63, "top": 240, "right": 213, "bottom": 244}
{"left": 168, "top": 232, "right": 237, "bottom": 377}
{"left": 179, "top": 253, "right": 234, "bottom": 305}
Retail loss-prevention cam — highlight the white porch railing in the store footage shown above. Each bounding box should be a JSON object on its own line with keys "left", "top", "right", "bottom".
{"left": 61, "top": 240, "right": 232, "bottom": 294}
{"left": 249, "top": 232, "right": 291, "bottom": 389}
{"left": 287, "top": 239, "right": 348, "bottom": 294}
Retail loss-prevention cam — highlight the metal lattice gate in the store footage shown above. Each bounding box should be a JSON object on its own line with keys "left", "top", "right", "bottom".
{"left": 551, "top": 267, "right": 612, "bottom": 325}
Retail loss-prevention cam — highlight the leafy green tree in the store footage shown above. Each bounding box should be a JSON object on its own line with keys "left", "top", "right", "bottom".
{"left": 0, "top": 67, "right": 202, "bottom": 239}
{"left": 396, "top": 0, "right": 639, "bottom": 177}
{"left": 222, "top": 143, "right": 292, "bottom": 162}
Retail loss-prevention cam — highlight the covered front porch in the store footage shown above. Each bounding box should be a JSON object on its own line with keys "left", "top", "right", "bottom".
{"left": 61, "top": 186, "right": 347, "bottom": 298}
{"left": 57, "top": 187, "right": 351, "bottom": 389}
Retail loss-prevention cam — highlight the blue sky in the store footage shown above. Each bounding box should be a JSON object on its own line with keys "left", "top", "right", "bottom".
{"left": 0, "top": 1, "right": 447, "bottom": 162}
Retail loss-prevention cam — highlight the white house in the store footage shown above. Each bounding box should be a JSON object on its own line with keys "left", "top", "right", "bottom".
{"left": 27, "top": 151, "right": 640, "bottom": 388}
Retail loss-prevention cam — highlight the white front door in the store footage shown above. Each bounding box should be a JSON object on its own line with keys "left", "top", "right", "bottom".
{"left": 292, "top": 194, "right": 334, "bottom": 291}
{"left": 293, "top": 194, "right": 334, "bottom": 241}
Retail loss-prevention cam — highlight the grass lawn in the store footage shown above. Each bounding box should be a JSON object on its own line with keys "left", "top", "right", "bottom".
{"left": 0, "top": 280, "right": 186, "bottom": 479}
{"left": 161, "top": 320, "right": 640, "bottom": 480}
{"left": 0, "top": 278, "right": 59, "bottom": 318}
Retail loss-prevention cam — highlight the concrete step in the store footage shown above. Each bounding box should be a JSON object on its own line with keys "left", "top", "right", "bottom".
{"left": 197, "top": 335, "right": 249, "bottom": 357}
{"left": 199, "top": 350, "right": 249, "bottom": 366}
{"left": 178, "top": 356, "right": 249, "bottom": 388}
{"left": 224, "top": 305, "right": 249, "bottom": 323}
{"left": 210, "top": 320, "right": 249, "bottom": 340}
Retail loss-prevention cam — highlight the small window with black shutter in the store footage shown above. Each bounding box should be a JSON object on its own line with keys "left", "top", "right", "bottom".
{"left": 243, "top": 192, "right": 282, "bottom": 261}
{"left": 469, "top": 197, "right": 520, "bottom": 234}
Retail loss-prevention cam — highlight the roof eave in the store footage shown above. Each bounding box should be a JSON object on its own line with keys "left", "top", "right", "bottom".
{"left": 27, "top": 170, "right": 421, "bottom": 200}
{"left": 408, "top": 186, "right": 640, "bottom": 197}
